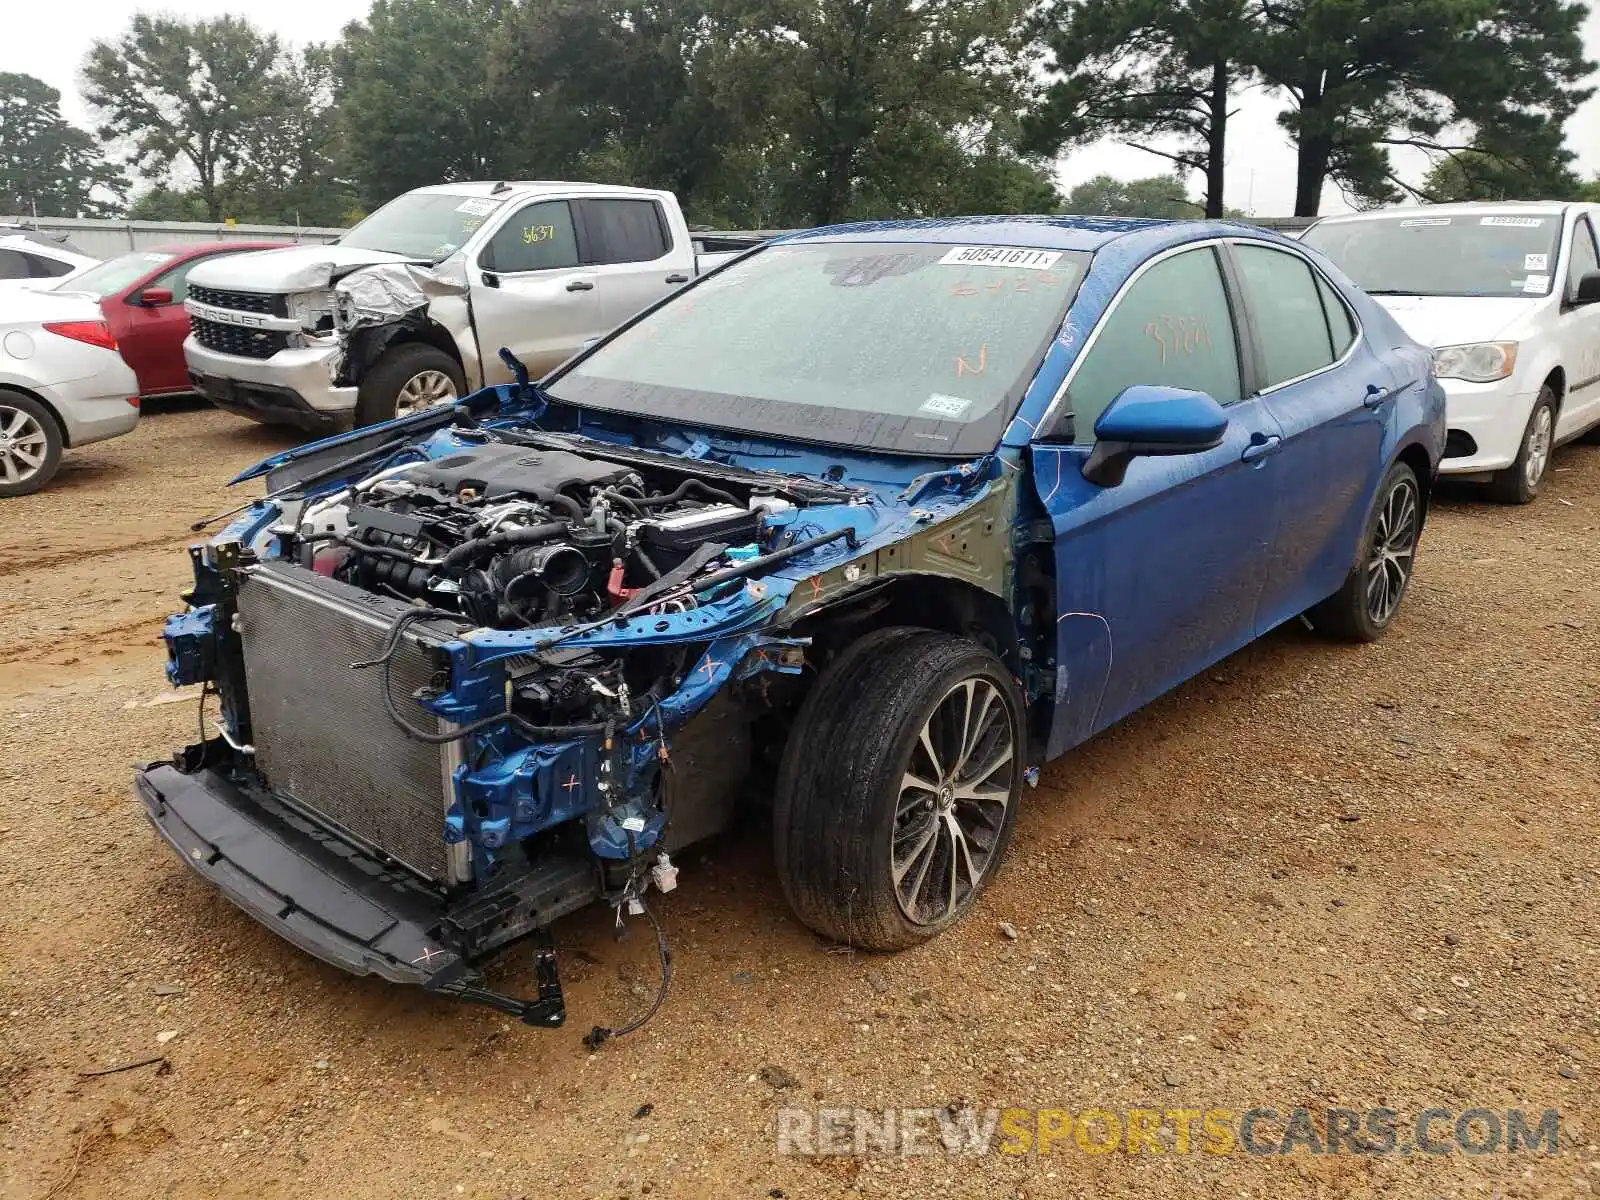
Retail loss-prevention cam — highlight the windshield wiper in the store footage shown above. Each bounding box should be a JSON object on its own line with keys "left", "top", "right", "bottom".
{"left": 1363, "top": 289, "right": 1420, "bottom": 296}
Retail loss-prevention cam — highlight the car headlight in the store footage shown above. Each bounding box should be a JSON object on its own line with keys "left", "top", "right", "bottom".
{"left": 1432, "top": 342, "right": 1518, "bottom": 383}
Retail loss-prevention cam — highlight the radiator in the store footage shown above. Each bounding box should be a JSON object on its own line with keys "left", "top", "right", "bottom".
{"left": 235, "top": 562, "right": 461, "bottom": 883}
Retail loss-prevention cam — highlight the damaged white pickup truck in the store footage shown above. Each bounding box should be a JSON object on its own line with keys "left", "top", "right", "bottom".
{"left": 182, "top": 182, "right": 761, "bottom": 431}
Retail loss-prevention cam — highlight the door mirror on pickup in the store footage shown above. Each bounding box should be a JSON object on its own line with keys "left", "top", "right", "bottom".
{"left": 137, "top": 286, "right": 174, "bottom": 306}
{"left": 1081, "top": 385, "right": 1229, "bottom": 487}
{"left": 1574, "top": 271, "right": 1600, "bottom": 306}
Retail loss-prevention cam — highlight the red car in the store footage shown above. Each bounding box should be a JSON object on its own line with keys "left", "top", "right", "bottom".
{"left": 50, "top": 242, "right": 286, "bottom": 398}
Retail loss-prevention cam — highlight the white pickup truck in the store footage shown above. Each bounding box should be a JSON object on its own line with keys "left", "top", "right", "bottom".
{"left": 182, "top": 182, "right": 761, "bottom": 430}
{"left": 1303, "top": 202, "right": 1600, "bottom": 504}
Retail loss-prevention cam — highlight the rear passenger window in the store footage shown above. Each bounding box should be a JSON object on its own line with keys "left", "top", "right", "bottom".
{"left": 1316, "top": 274, "right": 1356, "bottom": 356}
{"left": 1067, "top": 247, "right": 1242, "bottom": 444}
{"left": 0, "top": 249, "right": 30, "bottom": 280}
{"left": 1234, "top": 244, "right": 1336, "bottom": 387}
{"left": 24, "top": 252, "right": 73, "bottom": 278}
{"left": 583, "top": 199, "right": 669, "bottom": 265}
{"left": 483, "top": 200, "right": 580, "bottom": 274}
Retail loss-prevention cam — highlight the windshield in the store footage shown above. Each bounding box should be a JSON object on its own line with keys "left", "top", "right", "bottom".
{"left": 53, "top": 250, "right": 176, "bottom": 297}
{"left": 1303, "top": 213, "right": 1563, "bottom": 298}
{"left": 551, "top": 241, "right": 1088, "bottom": 455}
{"left": 339, "top": 192, "right": 506, "bottom": 261}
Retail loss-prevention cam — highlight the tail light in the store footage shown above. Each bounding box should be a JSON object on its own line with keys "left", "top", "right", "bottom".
{"left": 42, "top": 320, "right": 118, "bottom": 352}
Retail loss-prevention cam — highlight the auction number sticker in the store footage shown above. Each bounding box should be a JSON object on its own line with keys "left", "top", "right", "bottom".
{"left": 454, "top": 197, "right": 501, "bottom": 216}
{"left": 939, "top": 246, "right": 1062, "bottom": 270}
{"left": 1399, "top": 217, "right": 1452, "bottom": 227}
{"left": 1481, "top": 216, "right": 1546, "bottom": 227}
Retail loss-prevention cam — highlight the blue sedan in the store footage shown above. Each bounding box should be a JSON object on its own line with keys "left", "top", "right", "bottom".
{"left": 143, "top": 215, "right": 1445, "bottom": 1021}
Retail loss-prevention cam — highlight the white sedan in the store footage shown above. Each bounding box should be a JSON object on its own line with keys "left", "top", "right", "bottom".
{"left": 0, "top": 230, "right": 100, "bottom": 291}
{"left": 0, "top": 289, "right": 140, "bottom": 496}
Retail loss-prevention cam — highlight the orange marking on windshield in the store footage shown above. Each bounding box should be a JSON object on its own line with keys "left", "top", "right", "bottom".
{"left": 956, "top": 344, "right": 988, "bottom": 376}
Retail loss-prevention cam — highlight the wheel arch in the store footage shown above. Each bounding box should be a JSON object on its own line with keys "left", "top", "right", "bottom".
{"left": 1542, "top": 365, "right": 1566, "bottom": 415}
{"left": 0, "top": 382, "right": 70, "bottom": 447}
{"left": 791, "top": 573, "right": 1024, "bottom": 676}
{"left": 1394, "top": 440, "right": 1435, "bottom": 527}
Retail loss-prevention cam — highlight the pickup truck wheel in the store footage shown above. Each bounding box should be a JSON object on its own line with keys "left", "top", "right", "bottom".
{"left": 1488, "top": 388, "right": 1556, "bottom": 505}
{"left": 0, "top": 391, "right": 63, "bottom": 497}
{"left": 355, "top": 344, "right": 465, "bottom": 426}
{"left": 1307, "top": 460, "right": 1420, "bottom": 643}
{"left": 774, "top": 629, "right": 1024, "bottom": 951}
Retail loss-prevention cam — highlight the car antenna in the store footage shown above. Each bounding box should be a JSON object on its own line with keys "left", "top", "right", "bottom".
{"left": 491, "top": 181, "right": 511, "bottom": 194}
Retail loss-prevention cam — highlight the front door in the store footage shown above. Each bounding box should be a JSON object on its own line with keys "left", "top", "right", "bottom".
{"left": 1035, "top": 243, "right": 1284, "bottom": 756}
{"left": 118, "top": 252, "right": 242, "bottom": 395}
{"left": 472, "top": 198, "right": 600, "bottom": 384}
{"left": 1556, "top": 214, "right": 1600, "bottom": 439}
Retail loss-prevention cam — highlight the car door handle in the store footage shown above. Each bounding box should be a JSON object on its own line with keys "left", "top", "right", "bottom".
{"left": 665, "top": 273, "right": 689, "bottom": 284}
{"left": 1363, "top": 384, "right": 1392, "bottom": 408}
{"left": 1240, "top": 433, "right": 1283, "bottom": 463}
{"left": 566, "top": 280, "right": 594, "bottom": 292}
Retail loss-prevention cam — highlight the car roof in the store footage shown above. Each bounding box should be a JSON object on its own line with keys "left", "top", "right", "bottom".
{"left": 780, "top": 215, "right": 1180, "bottom": 253}
{"left": 405, "top": 181, "right": 672, "bottom": 202}
{"left": 0, "top": 231, "right": 92, "bottom": 257}
{"left": 136, "top": 241, "right": 291, "bottom": 256}
{"left": 1310, "top": 201, "right": 1584, "bottom": 226}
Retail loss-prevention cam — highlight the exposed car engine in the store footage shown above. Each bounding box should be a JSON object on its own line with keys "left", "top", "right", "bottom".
{"left": 291, "top": 442, "right": 787, "bottom": 631}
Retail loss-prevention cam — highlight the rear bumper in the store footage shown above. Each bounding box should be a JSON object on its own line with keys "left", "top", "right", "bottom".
{"left": 33, "top": 358, "right": 140, "bottom": 447}
{"left": 184, "top": 336, "right": 357, "bottom": 430}
{"left": 136, "top": 758, "right": 448, "bottom": 983}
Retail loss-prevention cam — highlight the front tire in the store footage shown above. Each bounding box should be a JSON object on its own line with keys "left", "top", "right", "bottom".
{"left": 774, "top": 629, "right": 1024, "bottom": 951}
{"left": 0, "top": 391, "right": 63, "bottom": 497}
{"left": 354, "top": 343, "right": 466, "bottom": 427}
{"left": 1309, "top": 460, "right": 1421, "bottom": 643}
{"left": 1489, "top": 388, "right": 1556, "bottom": 505}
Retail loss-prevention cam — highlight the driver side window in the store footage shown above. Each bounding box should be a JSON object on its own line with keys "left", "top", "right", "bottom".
{"left": 1066, "top": 247, "right": 1242, "bottom": 445}
{"left": 1567, "top": 218, "right": 1598, "bottom": 300}
{"left": 482, "top": 200, "right": 580, "bottom": 274}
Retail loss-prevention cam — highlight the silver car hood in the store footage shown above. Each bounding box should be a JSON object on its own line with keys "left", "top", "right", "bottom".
{"left": 188, "top": 244, "right": 421, "bottom": 293}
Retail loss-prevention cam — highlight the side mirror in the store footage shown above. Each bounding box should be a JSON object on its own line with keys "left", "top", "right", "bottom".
{"left": 137, "top": 286, "right": 174, "bottom": 306}
{"left": 1082, "top": 385, "right": 1229, "bottom": 487}
{"left": 1574, "top": 271, "right": 1600, "bottom": 305}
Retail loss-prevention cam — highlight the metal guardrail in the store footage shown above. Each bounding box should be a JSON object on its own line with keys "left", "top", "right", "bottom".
{"left": 0, "top": 216, "right": 343, "bottom": 259}
{"left": 4, "top": 213, "right": 1314, "bottom": 262}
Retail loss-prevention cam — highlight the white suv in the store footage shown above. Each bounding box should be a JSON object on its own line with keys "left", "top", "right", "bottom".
{"left": 1303, "top": 202, "right": 1600, "bottom": 503}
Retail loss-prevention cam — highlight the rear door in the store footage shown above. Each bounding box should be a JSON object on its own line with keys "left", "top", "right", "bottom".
{"left": 1035, "top": 242, "right": 1285, "bottom": 755}
{"left": 1227, "top": 240, "right": 1389, "bottom": 628}
{"left": 575, "top": 197, "right": 687, "bottom": 329}
{"left": 1556, "top": 213, "right": 1600, "bottom": 439}
{"left": 472, "top": 198, "right": 599, "bottom": 383}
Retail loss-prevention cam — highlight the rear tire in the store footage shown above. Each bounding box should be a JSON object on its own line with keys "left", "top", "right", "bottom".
{"left": 0, "top": 391, "right": 63, "bottom": 497}
{"left": 354, "top": 343, "right": 465, "bottom": 427}
{"left": 1308, "top": 460, "right": 1421, "bottom": 643}
{"left": 773, "top": 629, "right": 1024, "bottom": 951}
{"left": 1488, "top": 388, "right": 1556, "bottom": 505}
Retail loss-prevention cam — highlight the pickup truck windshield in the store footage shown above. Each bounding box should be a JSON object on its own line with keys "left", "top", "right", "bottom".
{"left": 340, "top": 192, "right": 506, "bottom": 261}
{"left": 551, "top": 241, "right": 1088, "bottom": 455}
{"left": 1303, "top": 213, "right": 1563, "bottom": 298}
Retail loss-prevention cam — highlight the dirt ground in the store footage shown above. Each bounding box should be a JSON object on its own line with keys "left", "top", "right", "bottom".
{"left": 1, "top": 401, "right": 1597, "bottom": 1199}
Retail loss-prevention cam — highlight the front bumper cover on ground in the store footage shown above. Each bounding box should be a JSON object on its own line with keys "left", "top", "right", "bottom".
{"left": 135, "top": 758, "right": 571, "bottom": 1025}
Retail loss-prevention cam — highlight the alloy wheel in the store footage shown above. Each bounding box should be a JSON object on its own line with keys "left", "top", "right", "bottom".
{"left": 1366, "top": 477, "right": 1418, "bottom": 626}
{"left": 394, "top": 369, "right": 458, "bottom": 416}
{"left": 891, "top": 677, "right": 1016, "bottom": 925}
{"left": 0, "top": 405, "right": 49, "bottom": 487}
{"left": 1524, "top": 405, "right": 1553, "bottom": 490}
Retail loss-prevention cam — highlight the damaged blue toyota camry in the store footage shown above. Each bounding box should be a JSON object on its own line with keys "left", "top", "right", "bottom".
{"left": 138, "top": 216, "right": 1445, "bottom": 1034}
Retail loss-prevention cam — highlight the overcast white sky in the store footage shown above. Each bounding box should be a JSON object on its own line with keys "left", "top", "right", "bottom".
{"left": 4, "top": 0, "right": 1598, "bottom": 218}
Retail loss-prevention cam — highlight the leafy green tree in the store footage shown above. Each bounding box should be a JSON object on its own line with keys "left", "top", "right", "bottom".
{"left": 1417, "top": 132, "right": 1584, "bottom": 203}
{"left": 335, "top": 0, "right": 517, "bottom": 209}
{"left": 0, "top": 73, "right": 122, "bottom": 217}
{"left": 1062, "top": 172, "right": 1206, "bottom": 217}
{"left": 1026, "top": 0, "right": 1253, "bottom": 218}
{"left": 1254, "top": 0, "right": 1594, "bottom": 215}
{"left": 231, "top": 46, "right": 359, "bottom": 226}
{"left": 84, "top": 15, "right": 288, "bottom": 222}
